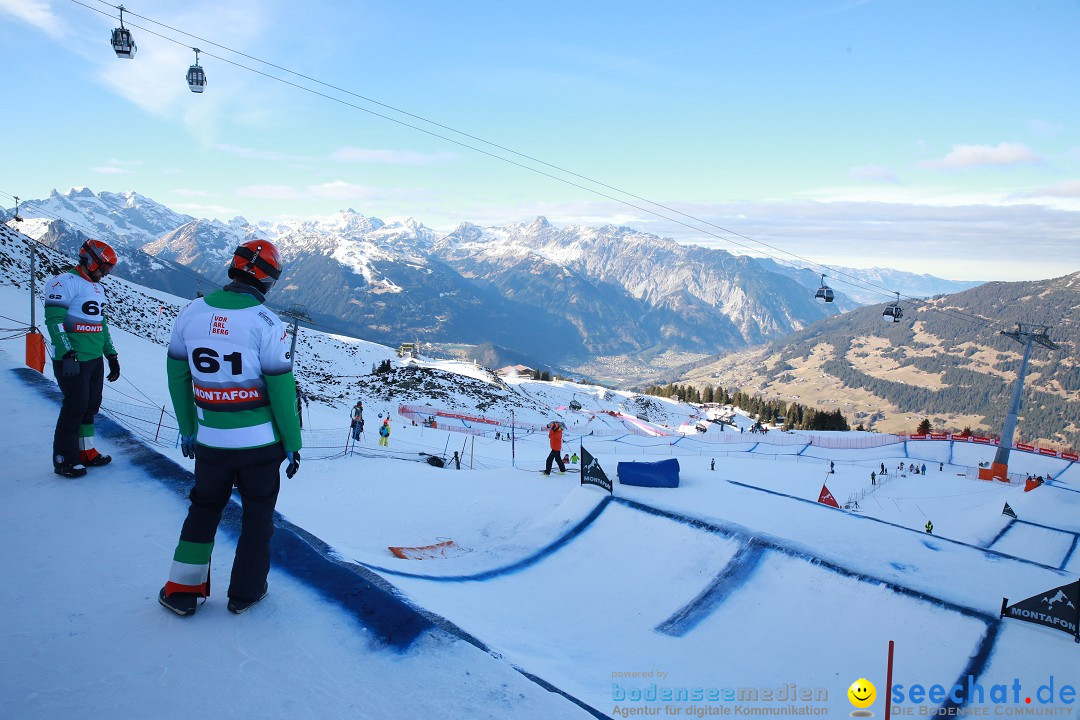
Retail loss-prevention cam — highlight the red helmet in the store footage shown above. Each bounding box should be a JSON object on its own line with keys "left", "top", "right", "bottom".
{"left": 228, "top": 240, "right": 282, "bottom": 292}
{"left": 79, "top": 239, "right": 118, "bottom": 275}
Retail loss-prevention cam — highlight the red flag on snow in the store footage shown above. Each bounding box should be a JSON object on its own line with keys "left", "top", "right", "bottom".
{"left": 818, "top": 483, "right": 840, "bottom": 508}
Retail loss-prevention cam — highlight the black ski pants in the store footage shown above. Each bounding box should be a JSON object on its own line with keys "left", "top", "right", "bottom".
{"left": 545, "top": 449, "right": 566, "bottom": 473}
{"left": 180, "top": 443, "right": 285, "bottom": 602}
{"left": 52, "top": 355, "right": 104, "bottom": 467}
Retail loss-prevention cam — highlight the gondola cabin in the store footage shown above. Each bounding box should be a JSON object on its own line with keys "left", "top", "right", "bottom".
{"left": 815, "top": 273, "right": 834, "bottom": 303}
{"left": 187, "top": 64, "right": 207, "bottom": 93}
{"left": 883, "top": 304, "right": 903, "bottom": 322}
{"left": 111, "top": 27, "right": 136, "bottom": 59}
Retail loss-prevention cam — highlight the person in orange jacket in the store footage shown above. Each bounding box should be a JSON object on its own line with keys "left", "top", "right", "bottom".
{"left": 543, "top": 421, "right": 566, "bottom": 475}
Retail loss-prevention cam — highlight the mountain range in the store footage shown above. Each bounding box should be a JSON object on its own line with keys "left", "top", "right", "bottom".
{"left": 7, "top": 188, "right": 980, "bottom": 375}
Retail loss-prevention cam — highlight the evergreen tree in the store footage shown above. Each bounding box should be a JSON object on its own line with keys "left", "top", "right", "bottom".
{"left": 916, "top": 418, "right": 932, "bottom": 434}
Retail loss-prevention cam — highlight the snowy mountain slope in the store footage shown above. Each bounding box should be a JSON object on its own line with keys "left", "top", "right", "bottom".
{"left": 10, "top": 189, "right": 978, "bottom": 372}
{"left": 2, "top": 219, "right": 1078, "bottom": 719}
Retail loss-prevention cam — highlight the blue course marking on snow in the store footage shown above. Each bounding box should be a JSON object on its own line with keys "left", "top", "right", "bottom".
{"left": 1043, "top": 481, "right": 1080, "bottom": 495}
{"left": 1014, "top": 518, "right": 1080, "bottom": 537}
{"left": 939, "top": 621, "right": 1003, "bottom": 713}
{"left": 890, "top": 562, "right": 915, "bottom": 573}
{"left": 725, "top": 479, "right": 1069, "bottom": 574}
{"left": 985, "top": 520, "right": 1015, "bottom": 549}
{"left": 356, "top": 495, "right": 613, "bottom": 582}
{"left": 1060, "top": 536, "right": 1080, "bottom": 571}
{"left": 922, "top": 540, "right": 942, "bottom": 551}
{"left": 749, "top": 442, "right": 759, "bottom": 452}
{"left": 796, "top": 443, "right": 809, "bottom": 456}
{"left": 613, "top": 497, "right": 997, "bottom": 625}
{"left": 654, "top": 539, "right": 768, "bottom": 637}
{"left": 903, "top": 441, "right": 910, "bottom": 458}
{"left": 17, "top": 367, "right": 611, "bottom": 719}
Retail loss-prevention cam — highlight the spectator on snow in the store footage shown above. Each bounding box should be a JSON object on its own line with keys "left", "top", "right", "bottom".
{"left": 939, "top": 462, "right": 943, "bottom": 472}
{"left": 921, "top": 463, "right": 927, "bottom": 475}
{"left": 543, "top": 421, "right": 566, "bottom": 475}
{"left": 296, "top": 385, "right": 309, "bottom": 429}
{"left": 379, "top": 417, "right": 390, "bottom": 447}
{"left": 830, "top": 461, "right": 835, "bottom": 474}
{"left": 925, "top": 520, "right": 934, "bottom": 534}
{"left": 350, "top": 400, "right": 364, "bottom": 442}
{"left": 871, "top": 470, "right": 876, "bottom": 485}
{"left": 571, "top": 452, "right": 579, "bottom": 464}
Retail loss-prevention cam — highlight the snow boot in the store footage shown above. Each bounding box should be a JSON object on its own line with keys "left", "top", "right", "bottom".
{"left": 158, "top": 587, "right": 199, "bottom": 617}
{"left": 228, "top": 583, "right": 268, "bottom": 615}
{"left": 54, "top": 462, "right": 88, "bottom": 478}
{"left": 84, "top": 454, "right": 112, "bottom": 467}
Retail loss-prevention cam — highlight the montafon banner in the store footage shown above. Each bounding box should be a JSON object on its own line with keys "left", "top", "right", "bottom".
{"left": 1001, "top": 579, "right": 1080, "bottom": 642}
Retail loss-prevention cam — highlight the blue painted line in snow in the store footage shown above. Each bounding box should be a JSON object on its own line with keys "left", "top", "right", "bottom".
{"left": 16, "top": 367, "right": 611, "bottom": 719}
{"left": 724, "top": 479, "right": 1071, "bottom": 575}
{"left": 903, "top": 441, "right": 910, "bottom": 458}
{"left": 1043, "top": 481, "right": 1080, "bottom": 495}
{"left": 749, "top": 442, "right": 759, "bottom": 452}
{"left": 939, "top": 621, "right": 1003, "bottom": 714}
{"left": 1060, "top": 535, "right": 1080, "bottom": 572}
{"left": 654, "top": 539, "right": 768, "bottom": 637}
{"left": 985, "top": 520, "right": 1015, "bottom": 549}
{"left": 796, "top": 443, "right": 809, "bottom": 456}
{"left": 613, "top": 497, "right": 998, "bottom": 625}
{"left": 1014, "top": 518, "right": 1080, "bottom": 537}
{"left": 355, "top": 495, "right": 613, "bottom": 581}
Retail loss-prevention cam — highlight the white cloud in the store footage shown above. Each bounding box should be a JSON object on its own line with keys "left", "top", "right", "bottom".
{"left": 1013, "top": 180, "right": 1080, "bottom": 199}
{"left": 330, "top": 147, "right": 458, "bottom": 166}
{"left": 171, "top": 188, "right": 216, "bottom": 198}
{"left": 216, "top": 144, "right": 311, "bottom": 164}
{"left": 848, "top": 164, "right": 898, "bottom": 183}
{"left": 233, "top": 185, "right": 303, "bottom": 200}
{"left": 92, "top": 166, "right": 134, "bottom": 175}
{"left": 918, "top": 142, "right": 1042, "bottom": 170}
{"left": 92, "top": 159, "right": 141, "bottom": 175}
{"left": 0, "top": 0, "right": 66, "bottom": 38}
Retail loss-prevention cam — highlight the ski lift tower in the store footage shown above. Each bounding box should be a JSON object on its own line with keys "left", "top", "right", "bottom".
{"left": 279, "top": 305, "right": 311, "bottom": 364}
{"left": 978, "top": 323, "right": 1058, "bottom": 482}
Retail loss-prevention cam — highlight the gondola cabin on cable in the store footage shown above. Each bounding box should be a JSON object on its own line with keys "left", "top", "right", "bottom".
{"left": 883, "top": 291, "right": 903, "bottom": 323}
{"left": 814, "top": 273, "right": 834, "bottom": 303}
{"left": 187, "top": 48, "right": 207, "bottom": 93}
{"left": 110, "top": 6, "right": 136, "bottom": 59}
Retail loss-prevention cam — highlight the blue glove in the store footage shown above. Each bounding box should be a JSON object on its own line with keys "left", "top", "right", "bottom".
{"left": 180, "top": 435, "right": 196, "bottom": 459}
{"left": 285, "top": 450, "right": 300, "bottom": 479}
{"left": 61, "top": 351, "right": 79, "bottom": 378}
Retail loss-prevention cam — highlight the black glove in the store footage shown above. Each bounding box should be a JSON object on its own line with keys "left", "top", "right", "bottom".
{"left": 106, "top": 354, "right": 120, "bottom": 382}
{"left": 285, "top": 451, "right": 300, "bottom": 479}
{"left": 180, "top": 434, "right": 197, "bottom": 459}
{"left": 61, "top": 351, "right": 79, "bottom": 378}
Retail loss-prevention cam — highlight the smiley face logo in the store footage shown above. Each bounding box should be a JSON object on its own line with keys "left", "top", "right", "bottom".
{"left": 848, "top": 678, "right": 876, "bottom": 709}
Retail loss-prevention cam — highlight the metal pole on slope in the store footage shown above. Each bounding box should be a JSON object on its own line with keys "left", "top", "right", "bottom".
{"left": 511, "top": 409, "right": 516, "bottom": 468}
{"left": 978, "top": 323, "right": 1057, "bottom": 482}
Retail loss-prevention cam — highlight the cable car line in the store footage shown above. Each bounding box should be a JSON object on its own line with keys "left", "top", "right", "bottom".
{"left": 83, "top": 0, "right": 905, "bottom": 307}
{"left": 64, "top": 2, "right": 1020, "bottom": 334}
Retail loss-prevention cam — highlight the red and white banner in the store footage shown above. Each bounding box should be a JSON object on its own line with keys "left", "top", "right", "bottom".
{"left": 1015, "top": 442, "right": 1036, "bottom": 452}
{"left": 1062, "top": 452, "right": 1079, "bottom": 462}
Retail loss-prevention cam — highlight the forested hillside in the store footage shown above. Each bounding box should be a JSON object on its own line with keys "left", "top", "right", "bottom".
{"left": 682, "top": 272, "right": 1080, "bottom": 449}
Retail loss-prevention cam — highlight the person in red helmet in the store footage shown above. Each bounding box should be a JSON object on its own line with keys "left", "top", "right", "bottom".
{"left": 44, "top": 239, "right": 121, "bottom": 478}
{"left": 158, "top": 239, "right": 302, "bottom": 617}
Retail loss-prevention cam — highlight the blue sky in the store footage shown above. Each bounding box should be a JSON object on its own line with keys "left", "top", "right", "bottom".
{"left": 2, "top": 0, "right": 1079, "bottom": 281}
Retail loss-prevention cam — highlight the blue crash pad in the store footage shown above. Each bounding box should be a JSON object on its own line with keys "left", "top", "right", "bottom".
{"left": 616, "top": 458, "right": 680, "bottom": 488}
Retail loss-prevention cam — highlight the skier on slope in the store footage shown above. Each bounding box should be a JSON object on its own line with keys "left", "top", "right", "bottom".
{"left": 45, "top": 239, "right": 122, "bottom": 478}
{"left": 158, "top": 240, "right": 302, "bottom": 617}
